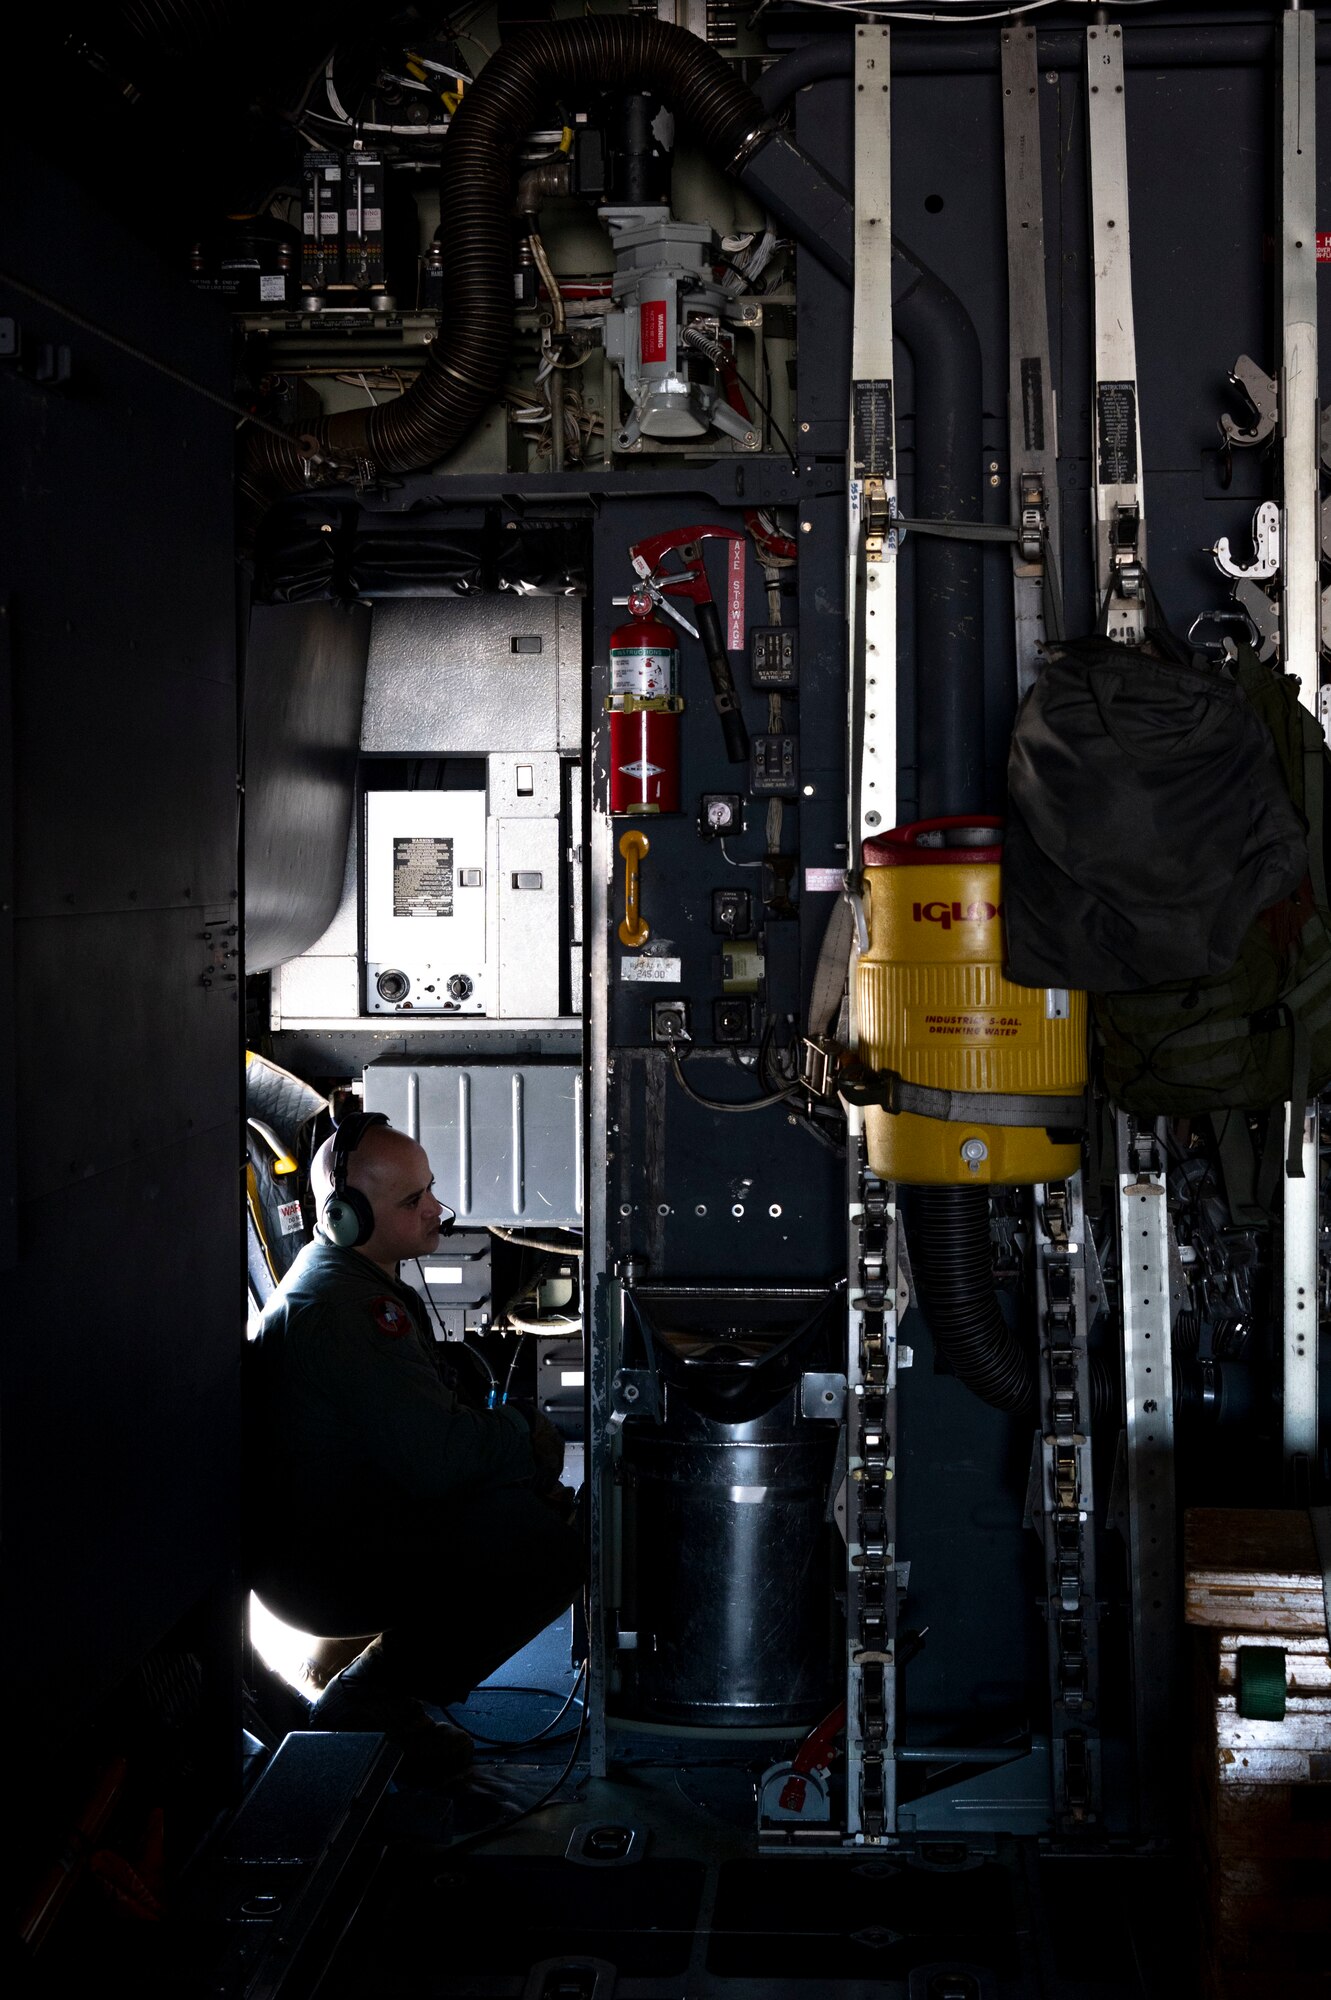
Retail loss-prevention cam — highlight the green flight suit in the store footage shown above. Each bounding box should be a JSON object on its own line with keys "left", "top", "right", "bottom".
{"left": 248, "top": 1238, "right": 582, "bottom": 1703}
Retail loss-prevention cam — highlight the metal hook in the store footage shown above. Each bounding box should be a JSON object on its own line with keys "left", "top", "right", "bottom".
{"left": 1218, "top": 354, "right": 1278, "bottom": 450}
{"left": 1210, "top": 500, "right": 1280, "bottom": 581}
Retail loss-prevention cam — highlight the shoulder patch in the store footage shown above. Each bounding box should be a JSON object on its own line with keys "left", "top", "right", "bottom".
{"left": 369, "top": 1295, "right": 414, "bottom": 1338}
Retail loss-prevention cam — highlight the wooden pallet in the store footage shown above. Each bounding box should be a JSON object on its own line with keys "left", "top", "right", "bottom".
{"left": 1188, "top": 1514, "right": 1331, "bottom": 1999}
{"left": 1185, "top": 1509, "right": 1328, "bottom": 1636}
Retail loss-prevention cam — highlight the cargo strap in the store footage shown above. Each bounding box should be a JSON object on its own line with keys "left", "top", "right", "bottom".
{"left": 1286, "top": 1008, "right": 1312, "bottom": 1177}
{"left": 895, "top": 516, "right": 1022, "bottom": 544}
{"left": 1311, "top": 1506, "right": 1331, "bottom": 1647}
{"left": 1236, "top": 1645, "right": 1287, "bottom": 1721}
{"left": 1215, "top": 1109, "right": 1267, "bottom": 1225}
{"left": 894, "top": 515, "right": 1064, "bottom": 658}
{"left": 1305, "top": 737, "right": 1328, "bottom": 908}
{"left": 1256, "top": 1110, "right": 1286, "bottom": 1216}
{"left": 808, "top": 894, "right": 856, "bottom": 1039}
{"left": 835, "top": 1057, "right": 1086, "bottom": 1132}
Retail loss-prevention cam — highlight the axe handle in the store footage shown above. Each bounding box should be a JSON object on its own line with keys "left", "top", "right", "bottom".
{"left": 695, "top": 599, "right": 750, "bottom": 764}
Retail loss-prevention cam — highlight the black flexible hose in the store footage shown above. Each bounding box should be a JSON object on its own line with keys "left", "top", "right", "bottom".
{"left": 911, "top": 1187, "right": 1118, "bottom": 1421}
{"left": 242, "top": 18, "right": 768, "bottom": 510}
{"left": 912, "top": 1187, "right": 1035, "bottom": 1414}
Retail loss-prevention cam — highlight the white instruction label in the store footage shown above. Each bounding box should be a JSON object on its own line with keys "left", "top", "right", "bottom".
{"left": 394, "top": 835, "right": 454, "bottom": 918}
{"left": 611, "top": 647, "right": 676, "bottom": 698}
{"left": 804, "top": 867, "right": 845, "bottom": 893}
{"left": 621, "top": 957, "right": 682, "bottom": 983}
{"left": 259, "top": 275, "right": 286, "bottom": 302}
{"left": 425, "top": 1267, "right": 464, "bottom": 1285}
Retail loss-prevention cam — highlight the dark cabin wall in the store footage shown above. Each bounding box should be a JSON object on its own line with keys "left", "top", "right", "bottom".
{"left": 0, "top": 141, "right": 241, "bottom": 1749}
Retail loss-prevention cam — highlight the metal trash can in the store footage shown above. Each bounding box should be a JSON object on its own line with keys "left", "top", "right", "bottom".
{"left": 621, "top": 1378, "right": 840, "bottom": 1728}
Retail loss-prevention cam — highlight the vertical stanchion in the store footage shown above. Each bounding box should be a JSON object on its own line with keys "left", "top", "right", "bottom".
{"left": 1114, "top": 1114, "right": 1178, "bottom": 1837}
{"left": 1277, "top": 3, "right": 1321, "bottom": 1486}
{"left": 1086, "top": 21, "right": 1146, "bottom": 643}
{"left": 1085, "top": 23, "right": 1179, "bottom": 1833}
{"left": 1001, "top": 24, "right": 1062, "bottom": 693}
{"left": 845, "top": 22, "right": 899, "bottom": 1842}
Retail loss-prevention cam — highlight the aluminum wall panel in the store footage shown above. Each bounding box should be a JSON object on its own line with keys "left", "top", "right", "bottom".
{"left": 363, "top": 1061, "right": 583, "bottom": 1227}
{"left": 270, "top": 812, "right": 361, "bottom": 1025}
{"left": 0, "top": 140, "right": 240, "bottom": 1743}
{"left": 496, "top": 819, "right": 562, "bottom": 1019}
{"left": 17, "top": 906, "right": 241, "bottom": 1201}
{"left": 15, "top": 665, "right": 236, "bottom": 919}
{"left": 0, "top": 1130, "right": 241, "bottom": 1734}
{"left": 360, "top": 597, "right": 581, "bottom": 754}
{"left": 274, "top": 952, "right": 360, "bottom": 1023}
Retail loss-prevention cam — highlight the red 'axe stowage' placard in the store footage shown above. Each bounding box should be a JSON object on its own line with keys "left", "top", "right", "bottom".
{"left": 727, "top": 536, "right": 745, "bottom": 652}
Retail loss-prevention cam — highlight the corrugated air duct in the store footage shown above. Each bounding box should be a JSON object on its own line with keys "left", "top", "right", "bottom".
{"left": 240, "top": 18, "right": 776, "bottom": 513}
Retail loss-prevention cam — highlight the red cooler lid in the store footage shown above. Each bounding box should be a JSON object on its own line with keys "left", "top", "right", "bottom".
{"left": 864, "top": 815, "right": 1004, "bottom": 867}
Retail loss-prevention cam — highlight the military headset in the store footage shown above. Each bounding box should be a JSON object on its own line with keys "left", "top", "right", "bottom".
{"left": 319, "top": 1111, "right": 390, "bottom": 1249}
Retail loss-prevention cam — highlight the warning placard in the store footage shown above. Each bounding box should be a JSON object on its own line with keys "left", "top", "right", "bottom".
{"left": 393, "top": 836, "right": 454, "bottom": 917}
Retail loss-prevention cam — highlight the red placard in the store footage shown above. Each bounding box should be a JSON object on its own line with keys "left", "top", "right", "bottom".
{"left": 727, "top": 536, "right": 746, "bottom": 652}
{"left": 639, "top": 299, "right": 668, "bottom": 364}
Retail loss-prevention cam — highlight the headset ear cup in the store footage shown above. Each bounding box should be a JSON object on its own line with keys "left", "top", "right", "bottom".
{"left": 321, "top": 1189, "right": 375, "bottom": 1248}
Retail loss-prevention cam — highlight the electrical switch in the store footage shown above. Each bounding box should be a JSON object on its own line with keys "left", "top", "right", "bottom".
{"left": 750, "top": 626, "right": 798, "bottom": 689}
{"left": 711, "top": 888, "right": 753, "bottom": 937}
{"left": 750, "top": 735, "right": 799, "bottom": 796}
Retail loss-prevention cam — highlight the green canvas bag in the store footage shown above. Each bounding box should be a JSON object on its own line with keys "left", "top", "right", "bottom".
{"left": 1093, "top": 646, "right": 1331, "bottom": 1173}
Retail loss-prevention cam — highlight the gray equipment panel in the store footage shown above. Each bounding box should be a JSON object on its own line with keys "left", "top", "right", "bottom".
{"left": 363, "top": 1060, "right": 583, "bottom": 1227}
{"left": 360, "top": 596, "right": 582, "bottom": 754}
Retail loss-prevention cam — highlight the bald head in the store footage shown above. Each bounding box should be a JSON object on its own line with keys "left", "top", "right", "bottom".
{"left": 312, "top": 1122, "right": 421, "bottom": 1206}
{"left": 313, "top": 1122, "right": 448, "bottom": 1272}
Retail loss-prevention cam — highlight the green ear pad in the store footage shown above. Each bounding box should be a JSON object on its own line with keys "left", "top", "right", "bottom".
{"left": 321, "top": 1190, "right": 373, "bottom": 1248}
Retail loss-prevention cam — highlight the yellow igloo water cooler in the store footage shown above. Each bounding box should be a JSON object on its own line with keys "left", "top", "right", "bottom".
{"left": 855, "top": 816, "right": 1086, "bottom": 1186}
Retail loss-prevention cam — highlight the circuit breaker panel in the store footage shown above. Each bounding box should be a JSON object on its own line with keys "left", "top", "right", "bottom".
{"left": 584, "top": 495, "right": 852, "bottom": 1790}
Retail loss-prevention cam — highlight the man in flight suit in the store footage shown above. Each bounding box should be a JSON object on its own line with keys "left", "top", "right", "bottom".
{"left": 248, "top": 1112, "right": 583, "bottom": 1777}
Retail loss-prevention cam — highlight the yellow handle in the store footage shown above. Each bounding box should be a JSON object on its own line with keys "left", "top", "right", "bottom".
{"left": 618, "top": 829, "right": 650, "bottom": 948}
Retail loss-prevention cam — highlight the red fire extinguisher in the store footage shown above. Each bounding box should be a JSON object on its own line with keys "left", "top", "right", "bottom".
{"left": 607, "top": 587, "right": 682, "bottom": 814}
